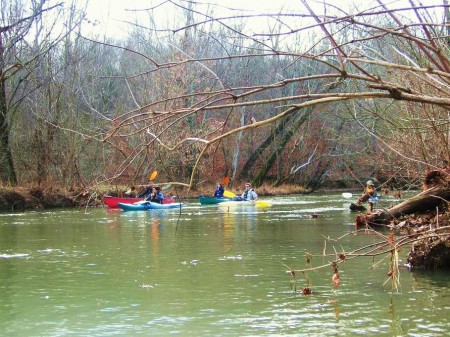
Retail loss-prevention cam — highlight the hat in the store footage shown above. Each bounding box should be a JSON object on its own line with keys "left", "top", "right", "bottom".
{"left": 366, "top": 180, "right": 374, "bottom": 186}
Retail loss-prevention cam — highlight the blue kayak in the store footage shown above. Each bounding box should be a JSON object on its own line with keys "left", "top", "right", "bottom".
{"left": 118, "top": 201, "right": 183, "bottom": 211}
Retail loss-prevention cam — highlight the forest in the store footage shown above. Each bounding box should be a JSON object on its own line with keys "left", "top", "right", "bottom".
{"left": 1, "top": 0, "right": 450, "bottom": 195}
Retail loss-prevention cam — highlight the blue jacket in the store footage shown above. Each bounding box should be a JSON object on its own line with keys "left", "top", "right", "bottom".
{"left": 146, "top": 191, "right": 164, "bottom": 203}
{"left": 214, "top": 185, "right": 224, "bottom": 198}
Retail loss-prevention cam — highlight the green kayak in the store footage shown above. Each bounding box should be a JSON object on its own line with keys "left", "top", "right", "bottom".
{"left": 199, "top": 196, "right": 232, "bottom": 205}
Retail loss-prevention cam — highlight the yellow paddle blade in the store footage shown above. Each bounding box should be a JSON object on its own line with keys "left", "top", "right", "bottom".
{"left": 149, "top": 171, "right": 158, "bottom": 181}
{"left": 223, "top": 190, "right": 236, "bottom": 198}
{"left": 255, "top": 200, "right": 272, "bottom": 208}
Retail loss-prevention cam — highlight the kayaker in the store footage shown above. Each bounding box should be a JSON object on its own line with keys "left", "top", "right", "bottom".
{"left": 138, "top": 186, "right": 152, "bottom": 198}
{"left": 124, "top": 186, "right": 136, "bottom": 197}
{"left": 146, "top": 186, "right": 164, "bottom": 203}
{"left": 241, "top": 183, "right": 258, "bottom": 201}
{"left": 356, "top": 180, "right": 379, "bottom": 211}
{"left": 213, "top": 183, "right": 225, "bottom": 198}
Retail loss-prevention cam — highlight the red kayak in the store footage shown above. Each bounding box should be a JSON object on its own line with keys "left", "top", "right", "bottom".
{"left": 103, "top": 195, "right": 174, "bottom": 208}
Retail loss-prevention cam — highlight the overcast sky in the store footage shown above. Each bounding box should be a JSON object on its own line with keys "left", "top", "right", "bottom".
{"left": 83, "top": 0, "right": 298, "bottom": 38}
{"left": 82, "top": 0, "right": 446, "bottom": 39}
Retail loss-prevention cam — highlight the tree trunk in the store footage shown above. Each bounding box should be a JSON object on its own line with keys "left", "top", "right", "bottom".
{"left": 0, "top": 34, "right": 17, "bottom": 185}
{"left": 253, "top": 110, "right": 312, "bottom": 187}
{"left": 252, "top": 126, "right": 295, "bottom": 187}
{"left": 356, "top": 184, "right": 450, "bottom": 226}
{"left": 238, "top": 113, "right": 295, "bottom": 181}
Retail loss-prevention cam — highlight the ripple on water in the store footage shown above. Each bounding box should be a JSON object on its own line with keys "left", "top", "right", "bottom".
{"left": 0, "top": 253, "right": 29, "bottom": 258}
{"left": 1, "top": 196, "right": 449, "bottom": 336}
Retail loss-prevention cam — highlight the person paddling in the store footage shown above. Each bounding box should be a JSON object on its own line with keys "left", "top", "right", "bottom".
{"left": 146, "top": 186, "right": 164, "bottom": 204}
{"left": 241, "top": 183, "right": 258, "bottom": 201}
{"left": 124, "top": 186, "right": 137, "bottom": 197}
{"left": 213, "top": 183, "right": 225, "bottom": 198}
{"left": 356, "top": 180, "right": 379, "bottom": 211}
{"left": 138, "top": 186, "right": 152, "bottom": 199}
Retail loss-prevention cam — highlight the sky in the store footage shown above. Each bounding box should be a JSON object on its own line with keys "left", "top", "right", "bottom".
{"left": 82, "top": 0, "right": 447, "bottom": 39}
{"left": 83, "top": 0, "right": 313, "bottom": 38}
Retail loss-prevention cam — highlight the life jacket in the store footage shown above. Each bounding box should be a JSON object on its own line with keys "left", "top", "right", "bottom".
{"left": 243, "top": 189, "right": 255, "bottom": 200}
{"left": 365, "top": 186, "right": 377, "bottom": 197}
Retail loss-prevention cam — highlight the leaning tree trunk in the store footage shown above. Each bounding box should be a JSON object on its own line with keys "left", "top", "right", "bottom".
{"left": 238, "top": 113, "right": 296, "bottom": 181}
{"left": 247, "top": 110, "right": 312, "bottom": 186}
{"left": 356, "top": 184, "right": 450, "bottom": 226}
{"left": 253, "top": 112, "right": 311, "bottom": 187}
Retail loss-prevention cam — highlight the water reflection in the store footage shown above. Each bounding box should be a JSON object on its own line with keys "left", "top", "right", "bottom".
{"left": 222, "top": 212, "right": 234, "bottom": 253}
{"left": 389, "top": 297, "right": 404, "bottom": 336}
{"left": 333, "top": 300, "right": 340, "bottom": 322}
{"left": 0, "top": 194, "right": 449, "bottom": 336}
{"left": 150, "top": 217, "right": 160, "bottom": 260}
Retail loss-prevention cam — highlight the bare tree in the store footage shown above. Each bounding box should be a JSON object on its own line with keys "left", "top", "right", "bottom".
{"left": 85, "top": 1, "right": 449, "bottom": 191}
{"left": 0, "top": 0, "right": 85, "bottom": 185}
{"left": 3, "top": 1, "right": 449, "bottom": 193}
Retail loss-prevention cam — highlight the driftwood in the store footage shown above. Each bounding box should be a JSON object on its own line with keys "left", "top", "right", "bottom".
{"left": 355, "top": 184, "right": 450, "bottom": 226}
{"left": 349, "top": 202, "right": 366, "bottom": 211}
{"left": 354, "top": 170, "right": 450, "bottom": 270}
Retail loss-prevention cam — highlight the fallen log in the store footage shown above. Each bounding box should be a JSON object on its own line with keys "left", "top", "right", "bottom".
{"left": 355, "top": 184, "right": 450, "bottom": 226}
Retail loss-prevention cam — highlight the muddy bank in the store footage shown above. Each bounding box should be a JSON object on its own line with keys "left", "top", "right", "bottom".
{"left": 396, "top": 209, "right": 450, "bottom": 270}
{"left": 0, "top": 187, "right": 80, "bottom": 211}
{"left": 0, "top": 186, "right": 204, "bottom": 211}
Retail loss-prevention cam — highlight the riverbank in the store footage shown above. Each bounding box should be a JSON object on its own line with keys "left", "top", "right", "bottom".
{"left": 0, "top": 187, "right": 78, "bottom": 211}
{"left": 0, "top": 183, "right": 316, "bottom": 211}
{"left": 0, "top": 183, "right": 311, "bottom": 211}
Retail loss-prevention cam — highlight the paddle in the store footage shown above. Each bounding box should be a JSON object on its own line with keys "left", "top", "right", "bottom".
{"left": 149, "top": 170, "right": 158, "bottom": 181}
{"left": 135, "top": 171, "right": 158, "bottom": 204}
{"left": 221, "top": 176, "right": 232, "bottom": 197}
{"left": 223, "top": 190, "right": 236, "bottom": 198}
{"left": 222, "top": 176, "right": 230, "bottom": 185}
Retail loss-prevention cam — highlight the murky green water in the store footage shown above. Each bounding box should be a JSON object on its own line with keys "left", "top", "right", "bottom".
{"left": 0, "top": 193, "right": 449, "bottom": 336}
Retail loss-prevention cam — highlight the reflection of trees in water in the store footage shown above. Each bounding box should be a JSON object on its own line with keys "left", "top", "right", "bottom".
{"left": 151, "top": 217, "right": 161, "bottom": 259}
{"left": 388, "top": 297, "right": 404, "bottom": 336}
{"left": 221, "top": 210, "right": 258, "bottom": 253}
{"left": 114, "top": 210, "right": 166, "bottom": 263}
{"left": 222, "top": 212, "right": 235, "bottom": 252}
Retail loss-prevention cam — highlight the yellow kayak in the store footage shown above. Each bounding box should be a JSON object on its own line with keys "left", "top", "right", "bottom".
{"left": 218, "top": 200, "right": 272, "bottom": 208}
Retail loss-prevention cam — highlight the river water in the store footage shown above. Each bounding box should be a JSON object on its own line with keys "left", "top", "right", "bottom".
{"left": 0, "top": 193, "right": 449, "bottom": 336}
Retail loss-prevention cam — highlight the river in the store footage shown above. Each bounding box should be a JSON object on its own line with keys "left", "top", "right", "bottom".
{"left": 0, "top": 193, "right": 449, "bottom": 336}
